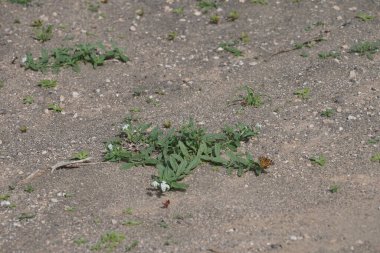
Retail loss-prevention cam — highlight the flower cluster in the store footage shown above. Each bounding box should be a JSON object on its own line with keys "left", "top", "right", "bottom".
{"left": 151, "top": 181, "right": 170, "bottom": 192}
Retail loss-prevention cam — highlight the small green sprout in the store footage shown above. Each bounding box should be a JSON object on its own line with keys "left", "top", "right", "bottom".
{"left": 23, "top": 95, "right": 34, "bottom": 104}
{"left": 329, "top": 184, "right": 339, "bottom": 193}
{"left": 38, "top": 79, "right": 57, "bottom": 88}
{"left": 210, "top": 14, "right": 221, "bottom": 24}
{"left": 88, "top": 3, "right": 100, "bottom": 12}
{"left": 241, "top": 86, "right": 262, "bottom": 107}
{"left": 219, "top": 41, "right": 243, "bottom": 56}
{"left": 24, "top": 185, "right": 34, "bottom": 193}
{"left": 167, "top": 31, "right": 177, "bottom": 41}
{"left": 309, "top": 155, "right": 326, "bottom": 166}
{"left": 0, "top": 194, "right": 10, "bottom": 201}
{"left": 239, "top": 32, "right": 249, "bottom": 44}
{"left": 123, "top": 208, "right": 133, "bottom": 215}
{"left": 294, "top": 87, "right": 310, "bottom": 100}
{"left": 370, "top": 153, "right": 380, "bottom": 163}
{"left": 48, "top": 104, "right": 63, "bottom": 113}
{"left": 91, "top": 231, "right": 125, "bottom": 252}
{"left": 72, "top": 150, "right": 89, "bottom": 160}
{"left": 320, "top": 108, "right": 335, "bottom": 117}
{"left": 8, "top": 0, "right": 31, "bottom": 5}
{"left": 367, "top": 137, "right": 380, "bottom": 144}
{"left": 159, "top": 219, "right": 169, "bottom": 228}
{"left": 251, "top": 0, "right": 268, "bottom": 5}
{"left": 74, "top": 237, "right": 87, "bottom": 246}
{"left": 197, "top": 0, "right": 218, "bottom": 12}
{"left": 19, "top": 126, "right": 28, "bottom": 133}
{"left": 355, "top": 12, "right": 375, "bottom": 22}
{"left": 172, "top": 7, "right": 184, "bottom": 15}
{"left": 318, "top": 51, "right": 340, "bottom": 59}
{"left": 227, "top": 10, "right": 239, "bottom": 21}
{"left": 34, "top": 25, "right": 53, "bottom": 42}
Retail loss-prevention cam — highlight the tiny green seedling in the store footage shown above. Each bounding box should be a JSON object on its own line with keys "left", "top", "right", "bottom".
{"left": 172, "top": 7, "right": 184, "bottom": 15}
{"left": 38, "top": 79, "right": 57, "bottom": 88}
{"left": 123, "top": 208, "right": 133, "bottom": 215}
{"left": 125, "top": 240, "right": 138, "bottom": 252}
{"left": 167, "top": 31, "right": 177, "bottom": 41}
{"left": 0, "top": 194, "right": 10, "bottom": 201}
{"left": 370, "top": 153, "right": 380, "bottom": 163}
{"left": 88, "top": 3, "right": 100, "bottom": 12}
{"left": 197, "top": 0, "right": 218, "bottom": 12}
{"left": 318, "top": 51, "right": 340, "bottom": 59}
{"left": 356, "top": 12, "right": 375, "bottom": 22}
{"left": 294, "top": 87, "right": 310, "bottom": 100}
{"left": 19, "top": 126, "right": 28, "bottom": 133}
{"left": 24, "top": 185, "right": 34, "bottom": 193}
{"left": 219, "top": 41, "right": 243, "bottom": 56}
{"left": 227, "top": 10, "right": 239, "bottom": 21}
{"left": 72, "top": 150, "right": 89, "bottom": 160}
{"left": 240, "top": 32, "right": 249, "bottom": 44}
{"left": 251, "top": 0, "right": 268, "bottom": 4}
{"left": 349, "top": 41, "right": 380, "bottom": 60}
{"left": 48, "top": 104, "right": 63, "bottom": 113}
{"left": 237, "top": 86, "right": 262, "bottom": 107}
{"left": 210, "top": 14, "right": 221, "bottom": 24}
{"left": 18, "top": 212, "right": 36, "bottom": 221}
{"left": 122, "top": 220, "right": 142, "bottom": 226}
{"left": 23, "top": 95, "right": 34, "bottom": 104}
{"left": 309, "top": 155, "right": 326, "bottom": 166}
{"left": 320, "top": 108, "right": 335, "bottom": 117}
{"left": 329, "top": 184, "right": 339, "bottom": 193}
{"left": 8, "top": 0, "right": 31, "bottom": 4}
{"left": 91, "top": 231, "right": 125, "bottom": 252}
{"left": 34, "top": 24, "right": 53, "bottom": 42}
{"left": 74, "top": 237, "right": 87, "bottom": 246}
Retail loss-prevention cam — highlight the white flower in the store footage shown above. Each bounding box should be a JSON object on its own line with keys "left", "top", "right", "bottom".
{"left": 122, "top": 124, "right": 130, "bottom": 131}
{"left": 151, "top": 181, "right": 160, "bottom": 188}
{"left": 160, "top": 181, "right": 170, "bottom": 192}
{"left": 107, "top": 143, "right": 113, "bottom": 151}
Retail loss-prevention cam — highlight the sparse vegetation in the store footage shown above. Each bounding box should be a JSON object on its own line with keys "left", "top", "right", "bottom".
{"left": 234, "top": 86, "right": 262, "bottom": 107}
{"left": 370, "top": 153, "right": 380, "bottom": 163}
{"left": 8, "top": 0, "right": 31, "bottom": 5}
{"left": 309, "top": 155, "right": 326, "bottom": 166}
{"left": 349, "top": 41, "right": 380, "bottom": 60}
{"left": 239, "top": 32, "right": 249, "bottom": 44}
{"left": 91, "top": 231, "right": 125, "bottom": 252}
{"left": 72, "top": 150, "right": 89, "bottom": 160}
{"left": 251, "top": 0, "right": 268, "bottom": 5}
{"left": 18, "top": 212, "right": 36, "bottom": 221}
{"left": 210, "top": 14, "right": 221, "bottom": 24}
{"left": 24, "top": 185, "right": 34, "bottom": 193}
{"left": 33, "top": 24, "right": 53, "bottom": 42}
{"left": 329, "top": 184, "right": 339, "bottom": 193}
{"left": 125, "top": 240, "right": 139, "bottom": 252}
{"left": 197, "top": 0, "right": 218, "bottom": 12}
{"left": 23, "top": 95, "right": 34, "bottom": 104}
{"left": 355, "top": 12, "right": 375, "bottom": 22}
{"left": 122, "top": 220, "right": 142, "bottom": 226}
{"left": 172, "top": 7, "right": 184, "bottom": 15}
{"left": 19, "top": 125, "right": 28, "bottom": 133}
{"left": 294, "top": 87, "right": 310, "bottom": 100}
{"left": 38, "top": 79, "right": 57, "bottom": 88}
{"left": 227, "top": 10, "right": 239, "bottom": 21}
{"left": 219, "top": 41, "right": 243, "bottom": 56}
{"left": 88, "top": 3, "right": 100, "bottom": 12}
{"left": 48, "top": 103, "right": 63, "bottom": 113}
{"left": 73, "top": 237, "right": 87, "bottom": 246}
{"left": 318, "top": 50, "right": 340, "bottom": 59}
{"left": 167, "top": 31, "right": 177, "bottom": 41}
{"left": 320, "top": 108, "right": 335, "bottom": 117}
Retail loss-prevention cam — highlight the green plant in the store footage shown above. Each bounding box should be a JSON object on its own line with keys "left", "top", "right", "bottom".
{"left": 320, "top": 108, "right": 335, "bottom": 117}
{"left": 227, "top": 10, "right": 239, "bottom": 21}
{"left": 48, "top": 103, "right": 63, "bottom": 112}
{"left": 240, "top": 86, "right": 262, "bottom": 107}
{"left": 74, "top": 237, "right": 87, "bottom": 246}
{"left": 219, "top": 41, "right": 243, "bottom": 56}
{"left": 91, "top": 231, "right": 125, "bottom": 252}
{"left": 368, "top": 136, "right": 380, "bottom": 144}
{"left": 349, "top": 41, "right": 380, "bottom": 60}
{"left": 24, "top": 185, "right": 34, "bottom": 193}
{"left": 23, "top": 95, "right": 34, "bottom": 104}
{"left": 356, "top": 12, "right": 375, "bottom": 22}
{"left": 318, "top": 51, "right": 340, "bottom": 59}
{"left": 0, "top": 194, "right": 10, "bottom": 201}
{"left": 239, "top": 32, "right": 249, "bottom": 44}
{"left": 251, "top": 0, "right": 268, "bottom": 4}
{"left": 122, "top": 220, "right": 142, "bottom": 226}
{"left": 23, "top": 43, "right": 129, "bottom": 73}
{"left": 105, "top": 119, "right": 261, "bottom": 192}
{"left": 18, "top": 212, "right": 35, "bottom": 221}
{"left": 210, "top": 14, "right": 221, "bottom": 24}
{"left": 294, "top": 87, "right": 310, "bottom": 100}
{"left": 172, "top": 7, "right": 184, "bottom": 15}
{"left": 30, "top": 19, "right": 43, "bottom": 27}
{"left": 125, "top": 240, "right": 138, "bottom": 252}
{"left": 329, "top": 184, "right": 339, "bottom": 193}
{"left": 88, "top": 3, "right": 100, "bottom": 12}
{"left": 370, "top": 153, "right": 380, "bottom": 163}
{"left": 19, "top": 126, "right": 28, "bottom": 133}
{"left": 8, "top": 0, "right": 31, "bottom": 4}
{"left": 167, "top": 31, "right": 177, "bottom": 41}
{"left": 197, "top": 0, "right": 218, "bottom": 12}
{"left": 300, "top": 51, "right": 309, "bottom": 57}
{"left": 159, "top": 219, "right": 169, "bottom": 228}
{"left": 72, "top": 150, "right": 89, "bottom": 160}
{"left": 123, "top": 208, "right": 133, "bottom": 215}
{"left": 38, "top": 79, "right": 57, "bottom": 88}
{"left": 309, "top": 155, "right": 326, "bottom": 166}
{"left": 0, "top": 80, "right": 4, "bottom": 89}
{"left": 34, "top": 24, "right": 53, "bottom": 42}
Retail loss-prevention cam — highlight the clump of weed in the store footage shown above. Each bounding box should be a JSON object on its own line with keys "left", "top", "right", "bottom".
{"left": 320, "top": 108, "right": 335, "bottom": 117}
{"left": 251, "top": 0, "right": 268, "bottom": 5}
{"left": 48, "top": 103, "right": 62, "bottom": 113}
{"left": 294, "top": 87, "right": 310, "bottom": 100}
{"left": 23, "top": 43, "right": 129, "bottom": 73}
{"left": 349, "top": 41, "right": 380, "bottom": 60}
{"left": 33, "top": 24, "right": 53, "bottom": 42}
{"left": 30, "top": 19, "right": 43, "bottom": 27}
{"left": 18, "top": 212, "right": 36, "bottom": 221}
{"left": 197, "top": 0, "right": 218, "bottom": 12}
{"left": 8, "top": 0, "right": 31, "bottom": 5}
{"left": 210, "top": 14, "right": 221, "bottom": 24}
{"left": 172, "top": 7, "right": 184, "bottom": 15}
{"left": 355, "top": 12, "right": 375, "bottom": 22}
{"left": 0, "top": 194, "right": 10, "bottom": 201}
{"left": 91, "top": 231, "right": 125, "bottom": 252}
{"left": 105, "top": 119, "right": 265, "bottom": 192}
{"left": 318, "top": 50, "right": 340, "bottom": 59}
{"left": 219, "top": 41, "right": 243, "bottom": 56}
{"left": 73, "top": 237, "right": 87, "bottom": 246}
{"left": 329, "top": 184, "right": 339, "bottom": 193}
{"left": 23, "top": 95, "right": 34, "bottom": 104}
{"left": 167, "top": 31, "right": 177, "bottom": 41}
{"left": 72, "top": 150, "right": 89, "bottom": 160}
{"left": 88, "top": 3, "right": 100, "bottom": 12}
{"left": 227, "top": 10, "right": 239, "bottom": 21}
{"left": 370, "top": 153, "right": 380, "bottom": 163}
{"left": 239, "top": 32, "right": 249, "bottom": 44}
{"left": 38, "top": 79, "right": 57, "bottom": 88}
{"left": 233, "top": 86, "right": 262, "bottom": 107}
{"left": 24, "top": 185, "right": 34, "bottom": 193}
{"left": 309, "top": 155, "right": 326, "bottom": 166}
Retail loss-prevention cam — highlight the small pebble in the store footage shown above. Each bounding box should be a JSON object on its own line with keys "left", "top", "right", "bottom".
{"left": 111, "top": 219, "right": 118, "bottom": 225}
{"left": 51, "top": 198, "right": 58, "bottom": 203}
{"left": 347, "top": 115, "right": 356, "bottom": 120}
{"left": 0, "top": 201, "right": 11, "bottom": 207}
{"left": 290, "top": 235, "right": 298, "bottom": 241}
{"left": 333, "top": 5, "right": 340, "bottom": 10}
{"left": 129, "top": 26, "right": 136, "bottom": 32}
{"left": 72, "top": 92, "right": 79, "bottom": 98}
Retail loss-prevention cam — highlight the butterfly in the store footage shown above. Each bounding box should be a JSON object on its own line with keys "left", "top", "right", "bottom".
{"left": 258, "top": 156, "right": 274, "bottom": 169}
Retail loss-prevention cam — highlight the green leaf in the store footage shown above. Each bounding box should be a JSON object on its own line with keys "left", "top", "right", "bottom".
{"left": 121, "top": 163, "right": 134, "bottom": 170}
